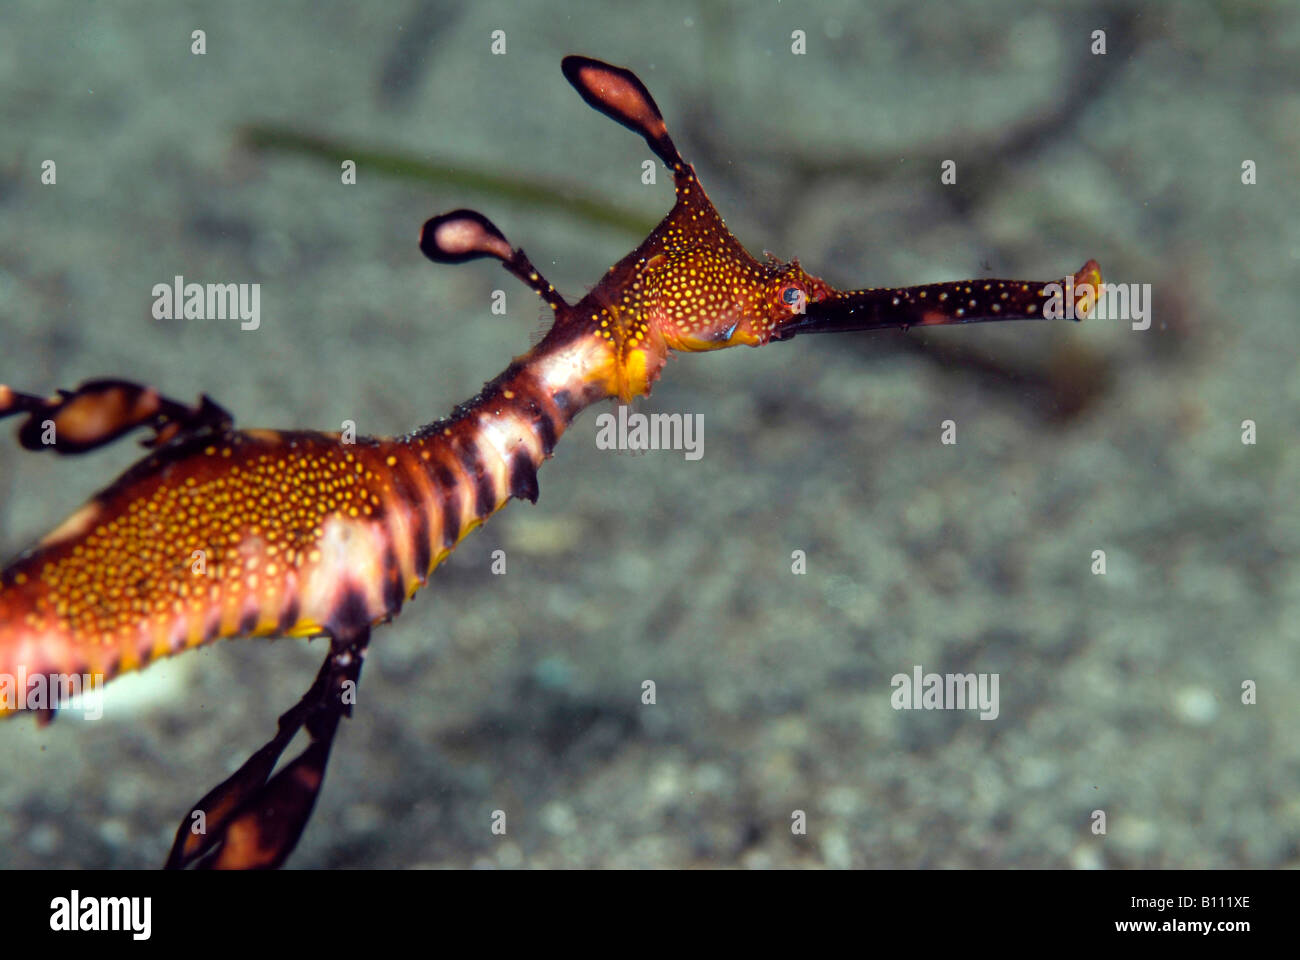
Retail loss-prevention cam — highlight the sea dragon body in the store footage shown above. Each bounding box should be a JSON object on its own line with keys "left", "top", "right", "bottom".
{"left": 0, "top": 354, "right": 585, "bottom": 688}
{"left": 0, "top": 55, "right": 1100, "bottom": 868}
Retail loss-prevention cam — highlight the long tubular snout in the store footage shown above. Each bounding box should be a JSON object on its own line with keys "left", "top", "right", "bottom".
{"left": 776, "top": 260, "right": 1102, "bottom": 338}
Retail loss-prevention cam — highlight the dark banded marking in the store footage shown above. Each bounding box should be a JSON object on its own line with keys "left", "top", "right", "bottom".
{"left": 534, "top": 408, "right": 558, "bottom": 456}
{"left": 331, "top": 587, "right": 371, "bottom": 635}
{"left": 501, "top": 382, "right": 563, "bottom": 454}
{"left": 430, "top": 460, "right": 462, "bottom": 548}
{"left": 509, "top": 448, "right": 540, "bottom": 504}
{"left": 278, "top": 595, "right": 301, "bottom": 635}
{"left": 507, "top": 375, "right": 562, "bottom": 453}
{"left": 238, "top": 609, "right": 259, "bottom": 635}
{"left": 381, "top": 547, "right": 404, "bottom": 615}
{"left": 387, "top": 453, "right": 433, "bottom": 580}
{"left": 413, "top": 509, "right": 432, "bottom": 576}
{"left": 551, "top": 389, "right": 576, "bottom": 422}
{"left": 410, "top": 507, "right": 432, "bottom": 575}
{"left": 451, "top": 435, "right": 496, "bottom": 519}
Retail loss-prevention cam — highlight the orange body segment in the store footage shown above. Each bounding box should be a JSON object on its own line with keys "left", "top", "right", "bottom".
{"left": 0, "top": 355, "right": 586, "bottom": 709}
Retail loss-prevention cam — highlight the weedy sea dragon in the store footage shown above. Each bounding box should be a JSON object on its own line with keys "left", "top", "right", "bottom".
{"left": 0, "top": 55, "right": 1101, "bottom": 868}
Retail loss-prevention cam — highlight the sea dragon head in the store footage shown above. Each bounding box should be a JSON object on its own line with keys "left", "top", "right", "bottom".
{"left": 419, "top": 55, "right": 1101, "bottom": 403}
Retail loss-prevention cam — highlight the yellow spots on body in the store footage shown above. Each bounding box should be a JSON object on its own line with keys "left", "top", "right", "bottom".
{"left": 14, "top": 434, "right": 410, "bottom": 653}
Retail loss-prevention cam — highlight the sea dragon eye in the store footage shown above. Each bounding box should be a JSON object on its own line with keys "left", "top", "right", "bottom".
{"left": 781, "top": 285, "right": 806, "bottom": 312}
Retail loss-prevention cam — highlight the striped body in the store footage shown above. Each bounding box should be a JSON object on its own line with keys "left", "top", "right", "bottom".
{"left": 0, "top": 337, "right": 604, "bottom": 710}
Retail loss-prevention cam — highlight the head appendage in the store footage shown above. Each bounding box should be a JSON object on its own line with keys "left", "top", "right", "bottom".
{"left": 419, "top": 209, "right": 569, "bottom": 313}
{"left": 561, "top": 55, "right": 688, "bottom": 177}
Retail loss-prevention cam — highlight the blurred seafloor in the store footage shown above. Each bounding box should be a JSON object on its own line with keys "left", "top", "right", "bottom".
{"left": 1, "top": 0, "right": 1297, "bottom": 867}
